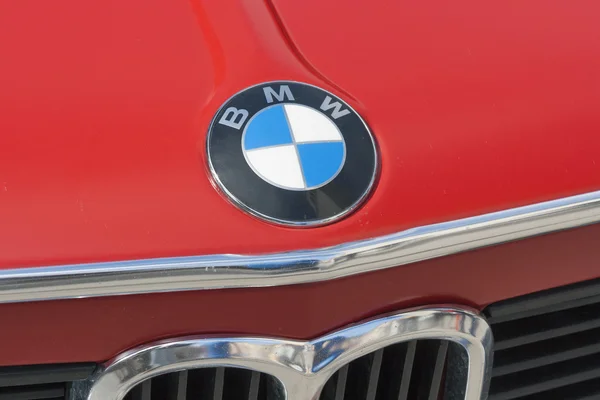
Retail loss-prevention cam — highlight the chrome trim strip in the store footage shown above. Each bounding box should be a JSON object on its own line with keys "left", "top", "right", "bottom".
{"left": 2, "top": 190, "right": 600, "bottom": 304}
{"left": 77, "top": 307, "right": 493, "bottom": 400}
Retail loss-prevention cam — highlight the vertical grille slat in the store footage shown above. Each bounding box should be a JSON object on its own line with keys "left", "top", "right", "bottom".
{"left": 123, "top": 367, "right": 283, "bottom": 400}
{"left": 397, "top": 341, "right": 416, "bottom": 400}
{"left": 345, "top": 351, "right": 376, "bottom": 399}
{"left": 320, "top": 339, "right": 464, "bottom": 400}
{"left": 247, "top": 371, "right": 260, "bottom": 400}
{"left": 428, "top": 341, "right": 448, "bottom": 400}
{"left": 166, "top": 371, "right": 188, "bottom": 400}
{"left": 486, "top": 278, "right": 600, "bottom": 399}
{"left": 222, "top": 368, "right": 260, "bottom": 400}
{"left": 407, "top": 341, "right": 449, "bottom": 400}
{"left": 365, "top": 349, "right": 383, "bottom": 400}
{"left": 189, "top": 368, "right": 216, "bottom": 398}
{"left": 213, "top": 367, "right": 225, "bottom": 400}
{"left": 334, "top": 365, "right": 349, "bottom": 400}
{"left": 131, "top": 380, "right": 152, "bottom": 400}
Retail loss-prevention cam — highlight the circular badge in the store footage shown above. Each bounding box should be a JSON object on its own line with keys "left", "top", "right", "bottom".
{"left": 207, "top": 81, "right": 377, "bottom": 226}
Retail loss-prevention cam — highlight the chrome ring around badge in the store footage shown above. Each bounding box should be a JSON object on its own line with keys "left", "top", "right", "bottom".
{"left": 206, "top": 81, "right": 378, "bottom": 227}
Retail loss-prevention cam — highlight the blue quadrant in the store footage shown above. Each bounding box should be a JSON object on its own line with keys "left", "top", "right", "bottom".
{"left": 243, "top": 105, "right": 293, "bottom": 150}
{"left": 297, "top": 142, "right": 345, "bottom": 189}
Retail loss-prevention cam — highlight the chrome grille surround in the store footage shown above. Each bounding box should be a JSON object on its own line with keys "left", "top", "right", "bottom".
{"left": 76, "top": 306, "right": 493, "bottom": 400}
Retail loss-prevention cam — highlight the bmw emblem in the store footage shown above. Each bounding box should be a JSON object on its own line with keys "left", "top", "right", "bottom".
{"left": 207, "top": 81, "right": 378, "bottom": 226}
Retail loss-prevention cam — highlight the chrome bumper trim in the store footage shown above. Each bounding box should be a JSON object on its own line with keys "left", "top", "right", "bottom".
{"left": 2, "top": 190, "right": 600, "bottom": 303}
{"left": 76, "top": 307, "right": 493, "bottom": 400}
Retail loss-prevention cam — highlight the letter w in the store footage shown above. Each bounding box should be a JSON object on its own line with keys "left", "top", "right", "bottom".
{"left": 320, "top": 96, "right": 350, "bottom": 119}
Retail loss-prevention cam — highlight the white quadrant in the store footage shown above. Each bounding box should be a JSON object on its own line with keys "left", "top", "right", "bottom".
{"left": 284, "top": 104, "right": 344, "bottom": 143}
{"left": 244, "top": 145, "right": 305, "bottom": 190}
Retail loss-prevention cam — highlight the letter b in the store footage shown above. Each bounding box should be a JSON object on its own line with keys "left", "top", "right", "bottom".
{"left": 218, "top": 107, "right": 249, "bottom": 130}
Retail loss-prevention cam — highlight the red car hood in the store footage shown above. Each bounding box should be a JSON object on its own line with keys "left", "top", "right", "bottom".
{"left": 1, "top": 0, "right": 599, "bottom": 269}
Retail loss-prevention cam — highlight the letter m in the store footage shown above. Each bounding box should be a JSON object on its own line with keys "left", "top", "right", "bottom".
{"left": 263, "top": 85, "right": 295, "bottom": 103}
{"left": 320, "top": 96, "right": 350, "bottom": 119}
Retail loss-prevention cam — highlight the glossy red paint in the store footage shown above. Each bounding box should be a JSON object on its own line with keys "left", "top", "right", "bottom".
{"left": 1, "top": 0, "right": 599, "bottom": 268}
{"left": 1, "top": 224, "right": 600, "bottom": 367}
{"left": 1, "top": 0, "right": 600, "bottom": 366}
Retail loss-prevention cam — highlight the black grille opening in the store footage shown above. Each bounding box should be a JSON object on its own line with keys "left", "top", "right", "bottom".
{"left": 485, "top": 278, "right": 600, "bottom": 400}
{"left": 124, "top": 367, "right": 284, "bottom": 400}
{"left": 0, "top": 363, "right": 96, "bottom": 400}
{"left": 320, "top": 339, "right": 466, "bottom": 400}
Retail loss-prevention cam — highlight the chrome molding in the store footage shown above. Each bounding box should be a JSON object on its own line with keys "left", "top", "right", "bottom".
{"left": 2, "top": 190, "right": 600, "bottom": 303}
{"left": 77, "top": 307, "right": 493, "bottom": 400}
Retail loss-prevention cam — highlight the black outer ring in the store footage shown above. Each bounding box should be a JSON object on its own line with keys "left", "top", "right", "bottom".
{"left": 207, "top": 81, "right": 378, "bottom": 226}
